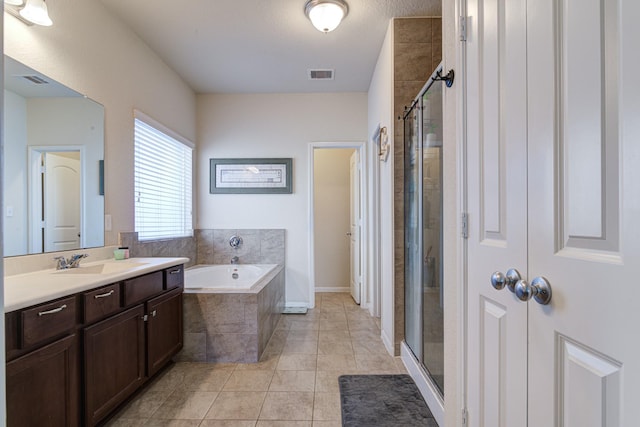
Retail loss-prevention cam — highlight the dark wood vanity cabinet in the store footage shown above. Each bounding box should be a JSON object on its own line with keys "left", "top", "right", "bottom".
{"left": 6, "top": 334, "right": 80, "bottom": 427}
{"left": 5, "top": 264, "right": 185, "bottom": 427}
{"left": 147, "top": 288, "right": 183, "bottom": 377}
{"left": 84, "top": 305, "right": 146, "bottom": 426}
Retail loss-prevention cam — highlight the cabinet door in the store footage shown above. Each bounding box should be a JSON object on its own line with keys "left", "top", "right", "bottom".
{"left": 147, "top": 289, "right": 183, "bottom": 376}
{"left": 84, "top": 305, "right": 145, "bottom": 426}
{"left": 6, "top": 334, "right": 79, "bottom": 427}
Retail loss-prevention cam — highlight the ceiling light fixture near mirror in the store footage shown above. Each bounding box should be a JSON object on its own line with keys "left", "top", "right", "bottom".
{"left": 20, "top": 0, "right": 53, "bottom": 26}
{"left": 304, "top": 0, "right": 348, "bottom": 33}
{"left": 5, "top": 0, "right": 53, "bottom": 26}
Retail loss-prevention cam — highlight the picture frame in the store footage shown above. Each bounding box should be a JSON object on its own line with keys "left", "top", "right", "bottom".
{"left": 209, "top": 158, "right": 293, "bottom": 194}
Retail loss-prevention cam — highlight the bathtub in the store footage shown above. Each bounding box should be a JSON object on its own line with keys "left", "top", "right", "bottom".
{"left": 179, "top": 263, "right": 285, "bottom": 363}
{"left": 185, "top": 264, "right": 278, "bottom": 292}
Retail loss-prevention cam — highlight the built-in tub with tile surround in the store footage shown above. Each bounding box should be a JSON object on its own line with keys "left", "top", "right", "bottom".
{"left": 179, "top": 263, "right": 285, "bottom": 363}
{"left": 184, "top": 264, "right": 277, "bottom": 291}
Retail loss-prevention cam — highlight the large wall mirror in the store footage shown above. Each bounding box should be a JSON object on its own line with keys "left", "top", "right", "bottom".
{"left": 4, "top": 56, "right": 105, "bottom": 256}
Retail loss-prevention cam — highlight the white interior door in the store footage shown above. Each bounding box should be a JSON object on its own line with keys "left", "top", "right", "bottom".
{"left": 465, "top": 0, "right": 529, "bottom": 425}
{"left": 44, "top": 152, "right": 81, "bottom": 252}
{"left": 526, "top": 0, "right": 640, "bottom": 424}
{"left": 467, "top": 0, "right": 640, "bottom": 425}
{"left": 349, "top": 150, "right": 361, "bottom": 304}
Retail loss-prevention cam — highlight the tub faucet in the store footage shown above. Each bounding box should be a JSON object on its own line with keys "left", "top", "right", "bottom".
{"left": 231, "top": 256, "right": 239, "bottom": 264}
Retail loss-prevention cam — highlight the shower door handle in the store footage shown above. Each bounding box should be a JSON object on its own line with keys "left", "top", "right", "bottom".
{"left": 490, "top": 269, "right": 521, "bottom": 292}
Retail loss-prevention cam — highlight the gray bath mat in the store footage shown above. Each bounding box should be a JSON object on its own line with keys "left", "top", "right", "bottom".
{"left": 339, "top": 374, "right": 438, "bottom": 426}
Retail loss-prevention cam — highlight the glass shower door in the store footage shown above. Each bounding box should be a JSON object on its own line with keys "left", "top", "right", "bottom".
{"left": 404, "top": 65, "right": 445, "bottom": 398}
{"left": 404, "top": 100, "right": 422, "bottom": 362}
{"left": 421, "top": 78, "right": 444, "bottom": 395}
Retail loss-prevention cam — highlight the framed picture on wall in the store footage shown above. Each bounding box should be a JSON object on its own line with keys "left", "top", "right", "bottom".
{"left": 209, "top": 158, "right": 293, "bottom": 194}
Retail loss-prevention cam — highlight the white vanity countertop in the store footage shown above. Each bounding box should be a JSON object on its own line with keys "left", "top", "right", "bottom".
{"left": 4, "top": 257, "right": 189, "bottom": 312}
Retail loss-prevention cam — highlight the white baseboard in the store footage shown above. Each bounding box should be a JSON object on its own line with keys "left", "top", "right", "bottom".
{"left": 315, "top": 287, "right": 350, "bottom": 293}
{"left": 401, "top": 341, "right": 444, "bottom": 427}
{"left": 381, "top": 329, "right": 394, "bottom": 356}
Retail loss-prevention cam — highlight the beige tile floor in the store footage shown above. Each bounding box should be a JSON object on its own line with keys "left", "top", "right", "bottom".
{"left": 106, "top": 292, "right": 407, "bottom": 427}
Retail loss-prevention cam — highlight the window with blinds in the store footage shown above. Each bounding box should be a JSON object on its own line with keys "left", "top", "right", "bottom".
{"left": 134, "top": 114, "right": 193, "bottom": 241}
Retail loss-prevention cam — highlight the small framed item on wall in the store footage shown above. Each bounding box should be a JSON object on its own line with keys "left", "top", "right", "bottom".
{"left": 210, "top": 158, "right": 293, "bottom": 194}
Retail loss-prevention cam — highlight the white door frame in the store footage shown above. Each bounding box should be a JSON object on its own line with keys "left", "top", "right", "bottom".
{"left": 308, "top": 141, "right": 368, "bottom": 309}
{"left": 456, "top": 0, "right": 469, "bottom": 425}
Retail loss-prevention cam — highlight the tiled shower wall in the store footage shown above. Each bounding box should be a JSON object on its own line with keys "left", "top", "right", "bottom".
{"left": 195, "top": 229, "right": 285, "bottom": 266}
{"left": 393, "top": 17, "right": 442, "bottom": 355}
{"left": 119, "top": 232, "right": 197, "bottom": 267}
{"left": 119, "top": 229, "right": 285, "bottom": 267}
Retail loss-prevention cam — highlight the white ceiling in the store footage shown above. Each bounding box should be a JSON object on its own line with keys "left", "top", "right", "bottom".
{"left": 99, "top": 0, "right": 441, "bottom": 94}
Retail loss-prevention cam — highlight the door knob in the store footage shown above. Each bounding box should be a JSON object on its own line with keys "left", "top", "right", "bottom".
{"left": 490, "top": 269, "right": 521, "bottom": 292}
{"left": 514, "top": 277, "right": 552, "bottom": 305}
{"left": 346, "top": 232, "right": 352, "bottom": 236}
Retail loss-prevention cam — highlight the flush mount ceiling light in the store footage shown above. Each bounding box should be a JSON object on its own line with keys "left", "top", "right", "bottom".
{"left": 19, "top": 0, "right": 53, "bottom": 26}
{"left": 304, "top": 0, "right": 349, "bottom": 33}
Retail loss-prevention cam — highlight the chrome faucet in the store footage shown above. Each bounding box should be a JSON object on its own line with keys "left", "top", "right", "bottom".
{"left": 53, "top": 256, "right": 68, "bottom": 270}
{"left": 69, "top": 253, "right": 89, "bottom": 268}
{"left": 231, "top": 256, "right": 239, "bottom": 264}
{"left": 54, "top": 253, "right": 89, "bottom": 270}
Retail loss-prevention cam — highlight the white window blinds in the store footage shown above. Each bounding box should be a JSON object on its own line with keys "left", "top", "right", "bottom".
{"left": 134, "top": 114, "right": 193, "bottom": 241}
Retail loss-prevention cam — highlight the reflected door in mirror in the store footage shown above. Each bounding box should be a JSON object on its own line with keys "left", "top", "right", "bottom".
{"left": 44, "top": 151, "right": 81, "bottom": 252}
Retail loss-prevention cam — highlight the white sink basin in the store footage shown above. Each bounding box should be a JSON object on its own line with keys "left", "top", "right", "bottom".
{"left": 54, "top": 262, "right": 148, "bottom": 275}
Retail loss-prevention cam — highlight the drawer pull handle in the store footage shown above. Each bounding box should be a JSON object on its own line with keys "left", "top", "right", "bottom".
{"left": 169, "top": 269, "right": 182, "bottom": 275}
{"left": 38, "top": 304, "right": 67, "bottom": 316}
{"left": 94, "top": 290, "right": 115, "bottom": 299}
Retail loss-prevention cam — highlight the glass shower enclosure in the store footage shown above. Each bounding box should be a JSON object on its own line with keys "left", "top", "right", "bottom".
{"left": 404, "top": 64, "right": 445, "bottom": 397}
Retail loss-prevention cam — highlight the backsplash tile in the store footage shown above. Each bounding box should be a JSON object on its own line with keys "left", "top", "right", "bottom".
{"left": 4, "top": 228, "right": 284, "bottom": 277}
{"left": 118, "top": 232, "right": 196, "bottom": 267}
{"left": 118, "top": 228, "right": 284, "bottom": 267}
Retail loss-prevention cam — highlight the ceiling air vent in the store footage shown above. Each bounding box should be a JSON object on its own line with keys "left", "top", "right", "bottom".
{"left": 308, "top": 69, "right": 334, "bottom": 80}
{"left": 20, "top": 75, "right": 49, "bottom": 85}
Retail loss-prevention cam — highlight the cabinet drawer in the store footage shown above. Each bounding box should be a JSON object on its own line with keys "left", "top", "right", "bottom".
{"left": 164, "top": 265, "right": 184, "bottom": 290}
{"left": 83, "top": 284, "right": 121, "bottom": 324}
{"left": 21, "top": 296, "right": 77, "bottom": 348}
{"left": 123, "top": 271, "right": 163, "bottom": 306}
